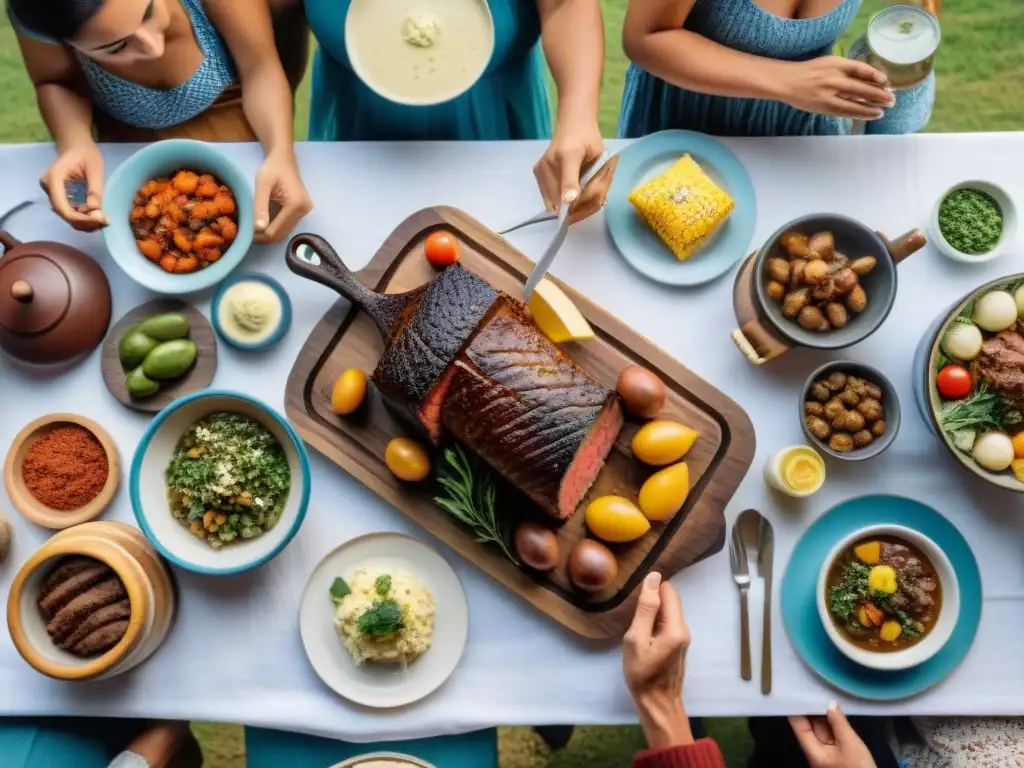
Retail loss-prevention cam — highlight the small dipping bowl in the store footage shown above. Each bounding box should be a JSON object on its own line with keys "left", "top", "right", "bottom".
{"left": 801, "top": 361, "right": 901, "bottom": 461}
{"left": 764, "top": 445, "right": 826, "bottom": 498}
{"left": 931, "top": 181, "right": 1017, "bottom": 264}
{"left": 211, "top": 272, "right": 292, "bottom": 351}
{"left": 3, "top": 414, "right": 120, "bottom": 529}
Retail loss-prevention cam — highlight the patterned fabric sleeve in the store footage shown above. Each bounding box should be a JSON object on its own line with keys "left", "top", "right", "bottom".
{"left": 632, "top": 738, "right": 727, "bottom": 768}
{"left": 867, "top": 72, "right": 936, "bottom": 135}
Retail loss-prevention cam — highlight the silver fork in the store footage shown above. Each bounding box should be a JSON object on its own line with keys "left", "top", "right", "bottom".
{"left": 729, "top": 523, "right": 752, "bottom": 681}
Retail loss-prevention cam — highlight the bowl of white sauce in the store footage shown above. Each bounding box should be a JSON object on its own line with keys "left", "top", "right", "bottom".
{"left": 345, "top": 0, "right": 495, "bottom": 106}
{"left": 211, "top": 272, "right": 291, "bottom": 351}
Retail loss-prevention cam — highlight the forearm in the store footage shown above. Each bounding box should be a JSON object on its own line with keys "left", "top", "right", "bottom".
{"left": 241, "top": 64, "right": 295, "bottom": 159}
{"left": 540, "top": 0, "right": 604, "bottom": 125}
{"left": 123, "top": 721, "right": 189, "bottom": 768}
{"left": 636, "top": 693, "right": 694, "bottom": 749}
{"left": 624, "top": 28, "right": 790, "bottom": 101}
{"left": 36, "top": 82, "right": 94, "bottom": 151}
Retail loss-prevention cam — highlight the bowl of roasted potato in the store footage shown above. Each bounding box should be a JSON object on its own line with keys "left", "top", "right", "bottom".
{"left": 801, "top": 360, "right": 900, "bottom": 461}
{"left": 754, "top": 215, "right": 922, "bottom": 351}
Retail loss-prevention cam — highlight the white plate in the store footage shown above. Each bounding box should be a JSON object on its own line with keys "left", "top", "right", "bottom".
{"left": 300, "top": 533, "right": 468, "bottom": 708}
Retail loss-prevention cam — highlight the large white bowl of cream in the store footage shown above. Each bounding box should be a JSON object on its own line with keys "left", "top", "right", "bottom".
{"left": 345, "top": 0, "right": 495, "bottom": 106}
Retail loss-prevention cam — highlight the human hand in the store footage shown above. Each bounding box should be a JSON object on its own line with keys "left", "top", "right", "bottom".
{"left": 39, "top": 141, "right": 108, "bottom": 232}
{"left": 778, "top": 56, "right": 895, "bottom": 120}
{"left": 533, "top": 115, "right": 604, "bottom": 212}
{"left": 253, "top": 151, "right": 313, "bottom": 244}
{"left": 789, "top": 703, "right": 878, "bottom": 768}
{"left": 623, "top": 572, "right": 693, "bottom": 749}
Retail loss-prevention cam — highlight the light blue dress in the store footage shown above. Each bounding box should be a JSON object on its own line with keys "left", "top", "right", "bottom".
{"left": 304, "top": 0, "right": 551, "bottom": 141}
{"left": 618, "top": 0, "right": 934, "bottom": 137}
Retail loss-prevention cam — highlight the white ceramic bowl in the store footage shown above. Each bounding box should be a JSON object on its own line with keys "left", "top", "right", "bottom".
{"left": 931, "top": 180, "right": 1017, "bottom": 263}
{"left": 816, "top": 524, "right": 959, "bottom": 671}
{"left": 130, "top": 391, "right": 310, "bottom": 575}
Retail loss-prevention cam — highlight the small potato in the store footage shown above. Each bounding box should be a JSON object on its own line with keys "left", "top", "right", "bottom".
{"left": 806, "top": 415, "right": 832, "bottom": 440}
{"left": 805, "top": 401, "right": 826, "bottom": 416}
{"left": 857, "top": 397, "right": 884, "bottom": 422}
{"left": 811, "top": 382, "right": 831, "bottom": 402}
{"left": 780, "top": 231, "right": 811, "bottom": 259}
{"left": 803, "top": 259, "right": 831, "bottom": 285}
{"left": 850, "top": 256, "right": 878, "bottom": 276}
{"left": 808, "top": 231, "right": 835, "bottom": 261}
{"left": 825, "top": 372, "right": 847, "bottom": 391}
{"left": 853, "top": 429, "right": 874, "bottom": 448}
{"left": 832, "top": 268, "right": 859, "bottom": 296}
{"left": 833, "top": 410, "right": 866, "bottom": 432}
{"left": 871, "top": 419, "right": 887, "bottom": 437}
{"left": 798, "top": 305, "right": 829, "bottom": 331}
{"left": 766, "top": 280, "right": 786, "bottom": 301}
{"left": 812, "top": 279, "right": 836, "bottom": 302}
{"left": 847, "top": 285, "right": 868, "bottom": 313}
{"left": 789, "top": 259, "right": 807, "bottom": 289}
{"left": 824, "top": 397, "right": 847, "bottom": 420}
{"left": 825, "top": 302, "right": 849, "bottom": 329}
{"left": 838, "top": 387, "right": 861, "bottom": 407}
{"left": 848, "top": 379, "right": 868, "bottom": 398}
{"left": 865, "top": 383, "right": 883, "bottom": 400}
{"left": 829, "top": 252, "right": 850, "bottom": 274}
{"left": 782, "top": 288, "right": 811, "bottom": 318}
{"left": 829, "top": 432, "right": 855, "bottom": 453}
{"left": 766, "top": 258, "right": 791, "bottom": 284}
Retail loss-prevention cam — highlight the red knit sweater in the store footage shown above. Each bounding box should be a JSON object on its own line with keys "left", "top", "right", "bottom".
{"left": 632, "top": 738, "right": 726, "bottom": 768}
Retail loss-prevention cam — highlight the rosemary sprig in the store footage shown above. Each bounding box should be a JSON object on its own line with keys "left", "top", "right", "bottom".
{"left": 434, "top": 445, "right": 518, "bottom": 565}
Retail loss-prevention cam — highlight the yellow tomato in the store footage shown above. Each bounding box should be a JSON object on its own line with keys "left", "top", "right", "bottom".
{"left": 638, "top": 462, "right": 690, "bottom": 521}
{"left": 868, "top": 565, "right": 898, "bottom": 595}
{"left": 879, "top": 620, "right": 903, "bottom": 643}
{"left": 631, "top": 421, "right": 699, "bottom": 466}
{"left": 384, "top": 438, "right": 431, "bottom": 482}
{"left": 331, "top": 368, "right": 367, "bottom": 415}
{"left": 1013, "top": 432, "right": 1024, "bottom": 460}
{"left": 1012, "top": 459, "right": 1024, "bottom": 484}
{"left": 584, "top": 496, "right": 651, "bottom": 543}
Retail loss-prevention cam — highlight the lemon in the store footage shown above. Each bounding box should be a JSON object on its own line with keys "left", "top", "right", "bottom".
{"left": 331, "top": 368, "right": 368, "bottom": 415}
{"left": 527, "top": 279, "right": 594, "bottom": 343}
{"left": 631, "top": 421, "right": 699, "bottom": 466}
{"left": 584, "top": 496, "right": 650, "bottom": 543}
{"left": 638, "top": 462, "right": 690, "bottom": 521}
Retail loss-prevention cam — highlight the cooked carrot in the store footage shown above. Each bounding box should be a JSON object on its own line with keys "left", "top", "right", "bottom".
{"left": 198, "top": 174, "right": 215, "bottom": 185}
{"left": 174, "top": 194, "right": 189, "bottom": 207}
{"left": 144, "top": 203, "right": 160, "bottom": 219}
{"left": 130, "top": 206, "right": 148, "bottom": 224}
{"left": 191, "top": 201, "right": 215, "bottom": 220}
{"left": 171, "top": 171, "right": 199, "bottom": 195}
{"left": 864, "top": 603, "right": 884, "bottom": 626}
{"left": 173, "top": 255, "right": 200, "bottom": 273}
{"left": 215, "top": 216, "right": 237, "bottom": 243}
{"left": 165, "top": 202, "right": 187, "bottom": 224}
{"left": 199, "top": 247, "right": 222, "bottom": 264}
{"left": 172, "top": 229, "right": 193, "bottom": 252}
{"left": 137, "top": 238, "right": 163, "bottom": 262}
{"left": 141, "top": 179, "right": 169, "bottom": 197}
{"left": 195, "top": 227, "right": 225, "bottom": 249}
{"left": 159, "top": 253, "right": 178, "bottom": 273}
{"left": 212, "top": 192, "right": 236, "bottom": 216}
{"left": 196, "top": 181, "right": 219, "bottom": 199}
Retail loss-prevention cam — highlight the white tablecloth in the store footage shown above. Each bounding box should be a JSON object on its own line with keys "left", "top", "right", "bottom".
{"left": 2, "top": 136, "right": 1024, "bottom": 742}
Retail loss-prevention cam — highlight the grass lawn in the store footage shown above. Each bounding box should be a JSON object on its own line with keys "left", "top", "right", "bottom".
{"left": 2, "top": 2, "right": 1020, "bottom": 766}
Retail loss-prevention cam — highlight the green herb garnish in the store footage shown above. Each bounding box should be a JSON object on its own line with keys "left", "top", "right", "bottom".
{"left": 938, "top": 188, "right": 1003, "bottom": 255}
{"left": 330, "top": 577, "right": 351, "bottom": 600}
{"left": 357, "top": 599, "right": 405, "bottom": 636}
{"left": 435, "top": 445, "right": 517, "bottom": 564}
{"left": 374, "top": 574, "right": 392, "bottom": 596}
{"left": 827, "top": 561, "right": 870, "bottom": 622}
{"left": 938, "top": 383, "right": 1008, "bottom": 437}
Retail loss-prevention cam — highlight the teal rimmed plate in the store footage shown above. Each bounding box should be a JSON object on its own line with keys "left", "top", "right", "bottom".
{"left": 781, "top": 495, "right": 981, "bottom": 700}
{"left": 605, "top": 130, "right": 756, "bottom": 286}
{"left": 211, "top": 272, "right": 292, "bottom": 351}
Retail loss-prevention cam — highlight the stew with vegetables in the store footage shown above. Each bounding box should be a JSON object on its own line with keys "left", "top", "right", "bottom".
{"left": 825, "top": 536, "right": 942, "bottom": 652}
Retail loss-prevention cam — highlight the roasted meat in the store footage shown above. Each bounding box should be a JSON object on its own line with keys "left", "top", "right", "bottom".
{"left": 976, "top": 328, "right": 1024, "bottom": 409}
{"left": 38, "top": 557, "right": 130, "bottom": 658}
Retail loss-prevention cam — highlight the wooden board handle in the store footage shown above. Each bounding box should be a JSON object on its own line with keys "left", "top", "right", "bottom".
{"left": 286, "top": 232, "right": 414, "bottom": 338}
{"left": 880, "top": 229, "right": 927, "bottom": 264}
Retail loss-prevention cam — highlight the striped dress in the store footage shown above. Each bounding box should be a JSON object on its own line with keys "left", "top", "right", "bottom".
{"left": 618, "top": 0, "right": 934, "bottom": 137}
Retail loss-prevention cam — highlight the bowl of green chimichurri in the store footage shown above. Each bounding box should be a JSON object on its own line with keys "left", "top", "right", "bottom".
{"left": 931, "top": 181, "right": 1016, "bottom": 264}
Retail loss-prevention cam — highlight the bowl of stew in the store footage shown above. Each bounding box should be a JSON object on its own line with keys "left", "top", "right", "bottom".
{"left": 816, "top": 525, "right": 959, "bottom": 671}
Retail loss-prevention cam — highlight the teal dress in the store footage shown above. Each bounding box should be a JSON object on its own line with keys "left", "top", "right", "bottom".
{"left": 618, "top": 0, "right": 934, "bottom": 137}
{"left": 304, "top": 0, "right": 551, "bottom": 141}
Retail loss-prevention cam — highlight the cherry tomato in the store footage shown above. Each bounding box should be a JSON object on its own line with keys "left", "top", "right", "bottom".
{"left": 936, "top": 364, "right": 973, "bottom": 399}
{"left": 425, "top": 231, "right": 460, "bottom": 267}
{"left": 384, "top": 437, "right": 431, "bottom": 482}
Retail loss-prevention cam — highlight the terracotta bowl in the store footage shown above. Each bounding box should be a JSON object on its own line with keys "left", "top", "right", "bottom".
{"left": 3, "top": 414, "right": 120, "bottom": 529}
{"left": 6, "top": 521, "right": 175, "bottom": 681}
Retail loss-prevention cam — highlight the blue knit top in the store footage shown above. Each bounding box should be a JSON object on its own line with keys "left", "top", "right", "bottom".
{"left": 7, "top": 0, "right": 237, "bottom": 130}
{"left": 618, "top": 0, "right": 934, "bottom": 137}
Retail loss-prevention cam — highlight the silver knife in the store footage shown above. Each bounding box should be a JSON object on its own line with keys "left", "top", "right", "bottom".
{"left": 757, "top": 516, "right": 775, "bottom": 695}
{"left": 522, "top": 202, "right": 570, "bottom": 299}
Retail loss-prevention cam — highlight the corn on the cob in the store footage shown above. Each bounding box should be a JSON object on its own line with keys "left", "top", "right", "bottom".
{"left": 628, "top": 154, "right": 734, "bottom": 262}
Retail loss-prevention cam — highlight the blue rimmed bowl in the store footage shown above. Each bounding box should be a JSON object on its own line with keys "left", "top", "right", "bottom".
{"left": 103, "top": 140, "right": 254, "bottom": 295}
{"left": 211, "top": 273, "right": 292, "bottom": 351}
{"left": 130, "top": 390, "right": 309, "bottom": 575}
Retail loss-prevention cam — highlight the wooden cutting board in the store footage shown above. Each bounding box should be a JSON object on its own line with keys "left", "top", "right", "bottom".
{"left": 285, "top": 207, "right": 755, "bottom": 638}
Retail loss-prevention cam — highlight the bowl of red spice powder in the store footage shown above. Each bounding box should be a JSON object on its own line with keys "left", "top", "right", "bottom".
{"left": 3, "top": 414, "right": 120, "bottom": 529}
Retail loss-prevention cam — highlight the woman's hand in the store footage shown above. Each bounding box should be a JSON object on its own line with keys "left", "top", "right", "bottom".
{"left": 253, "top": 151, "right": 313, "bottom": 244}
{"left": 39, "top": 141, "right": 108, "bottom": 232}
{"left": 623, "top": 572, "right": 694, "bottom": 750}
{"left": 789, "top": 703, "right": 878, "bottom": 768}
{"left": 778, "top": 56, "right": 895, "bottom": 120}
{"left": 534, "top": 116, "right": 604, "bottom": 212}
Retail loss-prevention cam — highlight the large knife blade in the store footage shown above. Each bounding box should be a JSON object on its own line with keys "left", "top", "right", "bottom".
{"left": 522, "top": 202, "right": 570, "bottom": 299}
{"left": 757, "top": 516, "right": 775, "bottom": 695}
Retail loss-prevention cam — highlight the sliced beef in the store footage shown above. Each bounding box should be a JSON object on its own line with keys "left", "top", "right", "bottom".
{"left": 373, "top": 263, "right": 497, "bottom": 441}
{"left": 46, "top": 579, "right": 127, "bottom": 644}
{"left": 59, "top": 599, "right": 132, "bottom": 650}
{"left": 38, "top": 563, "right": 113, "bottom": 617}
{"left": 42, "top": 557, "right": 96, "bottom": 594}
{"left": 72, "top": 620, "right": 130, "bottom": 657}
{"left": 976, "top": 329, "right": 1024, "bottom": 409}
{"left": 441, "top": 297, "right": 623, "bottom": 519}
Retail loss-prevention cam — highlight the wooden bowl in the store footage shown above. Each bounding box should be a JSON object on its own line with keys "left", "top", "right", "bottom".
{"left": 3, "top": 414, "right": 120, "bottom": 529}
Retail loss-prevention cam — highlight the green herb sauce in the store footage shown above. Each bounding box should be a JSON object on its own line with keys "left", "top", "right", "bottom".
{"left": 938, "top": 188, "right": 1003, "bottom": 255}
